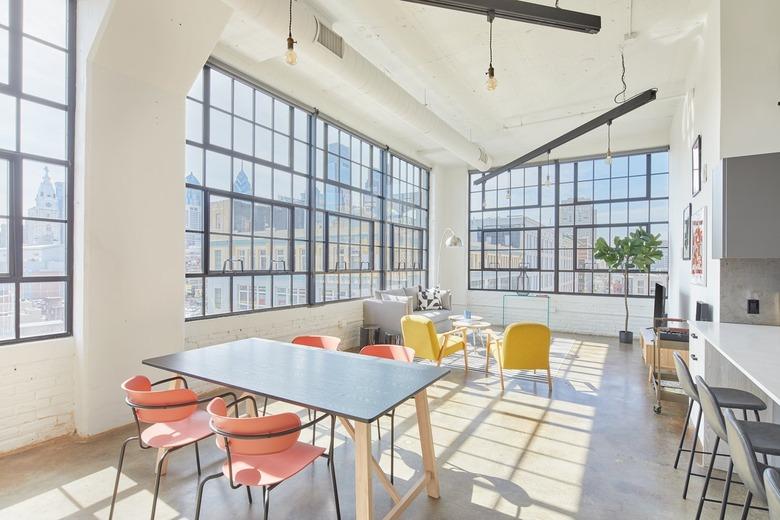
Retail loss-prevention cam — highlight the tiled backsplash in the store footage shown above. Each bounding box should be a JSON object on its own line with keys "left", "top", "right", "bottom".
{"left": 720, "top": 258, "right": 780, "bottom": 325}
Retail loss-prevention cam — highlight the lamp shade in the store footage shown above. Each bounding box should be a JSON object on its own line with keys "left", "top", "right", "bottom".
{"left": 444, "top": 235, "right": 463, "bottom": 247}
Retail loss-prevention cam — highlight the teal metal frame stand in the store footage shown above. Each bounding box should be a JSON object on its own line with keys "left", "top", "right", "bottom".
{"left": 501, "top": 293, "right": 551, "bottom": 328}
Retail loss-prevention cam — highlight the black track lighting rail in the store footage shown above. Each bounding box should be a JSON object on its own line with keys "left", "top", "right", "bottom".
{"left": 473, "top": 88, "right": 658, "bottom": 185}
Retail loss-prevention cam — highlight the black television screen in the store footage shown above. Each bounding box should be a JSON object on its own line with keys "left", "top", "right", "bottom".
{"left": 653, "top": 283, "right": 666, "bottom": 319}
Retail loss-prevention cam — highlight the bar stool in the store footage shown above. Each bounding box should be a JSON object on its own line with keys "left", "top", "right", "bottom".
{"left": 696, "top": 377, "right": 780, "bottom": 520}
{"left": 765, "top": 468, "right": 780, "bottom": 520}
{"left": 672, "top": 353, "right": 767, "bottom": 500}
{"left": 723, "top": 410, "right": 777, "bottom": 519}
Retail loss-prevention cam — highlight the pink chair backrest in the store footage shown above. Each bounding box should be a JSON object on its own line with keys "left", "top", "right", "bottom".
{"left": 291, "top": 335, "right": 341, "bottom": 351}
{"left": 121, "top": 375, "right": 198, "bottom": 424}
{"left": 207, "top": 397, "right": 301, "bottom": 456}
{"left": 360, "top": 344, "right": 415, "bottom": 363}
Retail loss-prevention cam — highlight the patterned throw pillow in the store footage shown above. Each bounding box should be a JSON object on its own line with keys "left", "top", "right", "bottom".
{"left": 418, "top": 287, "right": 442, "bottom": 310}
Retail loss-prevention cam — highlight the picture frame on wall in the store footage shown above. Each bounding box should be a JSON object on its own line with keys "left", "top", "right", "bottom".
{"left": 691, "top": 206, "right": 706, "bottom": 286}
{"left": 682, "top": 203, "right": 692, "bottom": 260}
{"left": 692, "top": 135, "right": 702, "bottom": 196}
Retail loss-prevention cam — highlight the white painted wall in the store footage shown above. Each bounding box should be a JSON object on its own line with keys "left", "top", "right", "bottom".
{"left": 72, "top": 0, "right": 232, "bottom": 436}
{"left": 666, "top": 0, "right": 721, "bottom": 320}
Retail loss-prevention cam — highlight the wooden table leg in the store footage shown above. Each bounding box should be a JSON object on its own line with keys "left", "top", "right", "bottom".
{"left": 156, "top": 375, "right": 184, "bottom": 475}
{"left": 484, "top": 332, "right": 491, "bottom": 376}
{"left": 354, "top": 420, "right": 374, "bottom": 520}
{"left": 414, "top": 389, "right": 440, "bottom": 498}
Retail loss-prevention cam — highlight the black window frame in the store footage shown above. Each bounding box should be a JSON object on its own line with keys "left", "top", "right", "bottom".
{"left": 468, "top": 148, "right": 669, "bottom": 297}
{"left": 0, "top": 0, "right": 76, "bottom": 345}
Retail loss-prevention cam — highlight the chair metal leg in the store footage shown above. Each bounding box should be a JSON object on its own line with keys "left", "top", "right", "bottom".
{"left": 754, "top": 409, "right": 761, "bottom": 422}
{"left": 376, "top": 416, "right": 381, "bottom": 440}
{"left": 718, "top": 459, "right": 734, "bottom": 520}
{"left": 683, "top": 407, "right": 703, "bottom": 499}
{"left": 390, "top": 409, "right": 396, "bottom": 484}
{"left": 674, "top": 399, "right": 693, "bottom": 469}
{"left": 263, "top": 487, "right": 270, "bottom": 520}
{"left": 263, "top": 396, "right": 268, "bottom": 416}
{"left": 740, "top": 491, "right": 753, "bottom": 520}
{"left": 194, "top": 472, "right": 223, "bottom": 520}
{"left": 247, "top": 485, "right": 253, "bottom": 504}
{"left": 753, "top": 409, "right": 770, "bottom": 464}
{"left": 109, "top": 437, "right": 138, "bottom": 520}
{"left": 150, "top": 449, "right": 171, "bottom": 520}
{"left": 546, "top": 368, "right": 552, "bottom": 395}
{"left": 695, "top": 437, "right": 720, "bottom": 520}
{"left": 194, "top": 441, "right": 202, "bottom": 476}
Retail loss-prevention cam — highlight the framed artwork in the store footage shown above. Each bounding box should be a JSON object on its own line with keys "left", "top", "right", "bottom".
{"left": 682, "top": 203, "right": 692, "bottom": 260}
{"left": 692, "top": 135, "right": 701, "bottom": 196}
{"left": 691, "top": 206, "right": 706, "bottom": 286}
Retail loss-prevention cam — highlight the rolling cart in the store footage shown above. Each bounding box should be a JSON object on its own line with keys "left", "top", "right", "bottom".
{"left": 651, "top": 317, "right": 689, "bottom": 414}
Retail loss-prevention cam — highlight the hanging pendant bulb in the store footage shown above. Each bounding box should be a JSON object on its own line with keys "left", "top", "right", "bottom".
{"left": 543, "top": 150, "right": 553, "bottom": 187}
{"left": 486, "top": 66, "right": 497, "bottom": 91}
{"left": 285, "top": 0, "right": 297, "bottom": 66}
{"left": 485, "top": 11, "right": 497, "bottom": 91}
{"left": 605, "top": 121, "right": 613, "bottom": 165}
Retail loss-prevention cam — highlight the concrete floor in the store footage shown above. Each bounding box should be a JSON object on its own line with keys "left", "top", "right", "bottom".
{"left": 0, "top": 334, "right": 764, "bottom": 519}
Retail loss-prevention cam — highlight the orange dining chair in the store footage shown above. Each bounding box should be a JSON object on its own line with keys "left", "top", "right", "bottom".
{"left": 291, "top": 334, "right": 342, "bottom": 351}
{"left": 359, "top": 344, "right": 415, "bottom": 484}
{"left": 195, "top": 396, "right": 340, "bottom": 520}
{"left": 110, "top": 375, "right": 237, "bottom": 520}
{"left": 291, "top": 334, "right": 342, "bottom": 443}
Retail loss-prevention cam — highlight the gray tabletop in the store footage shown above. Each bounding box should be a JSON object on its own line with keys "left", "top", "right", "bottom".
{"left": 143, "top": 338, "right": 450, "bottom": 423}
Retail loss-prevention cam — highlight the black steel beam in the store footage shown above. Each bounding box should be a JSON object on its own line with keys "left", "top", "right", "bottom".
{"left": 473, "top": 88, "right": 658, "bottom": 185}
{"left": 400, "top": 0, "right": 600, "bottom": 34}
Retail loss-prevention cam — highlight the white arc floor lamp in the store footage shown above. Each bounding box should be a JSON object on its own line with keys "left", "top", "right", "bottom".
{"left": 437, "top": 227, "right": 463, "bottom": 287}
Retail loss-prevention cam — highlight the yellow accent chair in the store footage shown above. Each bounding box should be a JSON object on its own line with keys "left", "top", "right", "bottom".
{"left": 401, "top": 315, "right": 469, "bottom": 371}
{"left": 489, "top": 323, "right": 552, "bottom": 393}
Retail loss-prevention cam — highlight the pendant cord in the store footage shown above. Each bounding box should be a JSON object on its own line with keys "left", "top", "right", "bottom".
{"left": 489, "top": 19, "right": 493, "bottom": 67}
{"left": 288, "top": 0, "right": 293, "bottom": 38}
{"left": 613, "top": 49, "right": 627, "bottom": 104}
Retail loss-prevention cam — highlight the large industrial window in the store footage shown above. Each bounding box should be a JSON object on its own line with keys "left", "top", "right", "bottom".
{"left": 313, "top": 120, "right": 383, "bottom": 303}
{"left": 185, "top": 63, "right": 431, "bottom": 319}
{"left": 185, "top": 66, "right": 311, "bottom": 318}
{"left": 386, "top": 154, "right": 429, "bottom": 289}
{"left": 468, "top": 149, "right": 668, "bottom": 296}
{"left": 0, "top": 0, "right": 75, "bottom": 343}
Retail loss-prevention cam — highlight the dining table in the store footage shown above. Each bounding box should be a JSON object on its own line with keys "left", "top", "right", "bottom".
{"left": 142, "top": 337, "right": 450, "bottom": 520}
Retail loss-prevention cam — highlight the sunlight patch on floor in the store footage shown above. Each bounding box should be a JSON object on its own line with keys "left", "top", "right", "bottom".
{"left": 94, "top": 489, "right": 182, "bottom": 520}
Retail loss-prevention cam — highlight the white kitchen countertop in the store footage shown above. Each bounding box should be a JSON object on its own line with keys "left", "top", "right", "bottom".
{"left": 689, "top": 321, "right": 780, "bottom": 404}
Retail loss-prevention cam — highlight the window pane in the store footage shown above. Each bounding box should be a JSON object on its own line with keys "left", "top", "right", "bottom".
{"left": 254, "top": 125, "right": 271, "bottom": 161}
{"left": 233, "top": 81, "right": 253, "bottom": 120}
{"left": 273, "top": 132, "right": 290, "bottom": 166}
{"left": 186, "top": 99, "right": 203, "bottom": 143}
{"left": 0, "top": 218, "right": 8, "bottom": 273}
{"left": 23, "top": 220, "right": 66, "bottom": 276}
{"left": 185, "top": 232, "right": 203, "bottom": 273}
{"left": 185, "top": 145, "right": 203, "bottom": 185}
{"left": 205, "top": 150, "right": 231, "bottom": 190}
{"left": 232, "top": 199, "right": 251, "bottom": 234}
{"left": 205, "top": 277, "right": 230, "bottom": 315}
{"left": 22, "top": 37, "right": 67, "bottom": 103}
{"left": 273, "top": 274, "right": 290, "bottom": 306}
{"left": 209, "top": 69, "right": 232, "bottom": 112}
{"left": 23, "top": 160, "right": 66, "bottom": 219}
{"left": 19, "top": 281, "right": 66, "bottom": 337}
{"left": 209, "top": 108, "right": 231, "bottom": 149}
{"left": 254, "top": 164, "right": 272, "bottom": 199}
{"left": 273, "top": 99, "right": 290, "bottom": 134}
{"left": 232, "top": 276, "right": 252, "bottom": 311}
{"left": 254, "top": 275, "right": 271, "bottom": 308}
{"left": 233, "top": 117, "right": 253, "bottom": 156}
{"left": 232, "top": 159, "right": 252, "bottom": 194}
{"left": 185, "top": 278, "right": 203, "bottom": 318}
{"left": 23, "top": 0, "right": 68, "bottom": 48}
{"left": 0, "top": 28, "right": 7, "bottom": 85}
{"left": 209, "top": 195, "right": 230, "bottom": 232}
{"left": 21, "top": 100, "right": 67, "bottom": 160}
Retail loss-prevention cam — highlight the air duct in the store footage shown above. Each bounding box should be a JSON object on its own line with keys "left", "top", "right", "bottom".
{"left": 221, "top": 0, "right": 492, "bottom": 171}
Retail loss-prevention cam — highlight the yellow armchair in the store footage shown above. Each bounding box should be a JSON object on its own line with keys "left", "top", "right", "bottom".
{"left": 488, "top": 322, "right": 552, "bottom": 393}
{"left": 401, "top": 315, "right": 469, "bottom": 371}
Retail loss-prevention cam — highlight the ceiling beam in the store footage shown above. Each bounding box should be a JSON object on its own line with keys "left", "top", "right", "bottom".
{"left": 473, "top": 88, "right": 658, "bottom": 185}
{"left": 400, "top": 0, "right": 601, "bottom": 34}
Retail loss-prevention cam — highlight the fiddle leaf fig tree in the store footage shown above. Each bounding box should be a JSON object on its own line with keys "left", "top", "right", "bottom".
{"left": 593, "top": 227, "right": 664, "bottom": 341}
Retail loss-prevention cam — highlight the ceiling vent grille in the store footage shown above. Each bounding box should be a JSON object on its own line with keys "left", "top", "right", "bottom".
{"left": 316, "top": 19, "right": 344, "bottom": 58}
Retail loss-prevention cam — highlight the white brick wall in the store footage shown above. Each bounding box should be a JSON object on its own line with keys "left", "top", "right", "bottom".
{"left": 0, "top": 338, "right": 75, "bottom": 454}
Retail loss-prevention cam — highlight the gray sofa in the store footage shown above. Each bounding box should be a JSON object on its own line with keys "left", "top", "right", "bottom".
{"left": 363, "top": 287, "right": 453, "bottom": 338}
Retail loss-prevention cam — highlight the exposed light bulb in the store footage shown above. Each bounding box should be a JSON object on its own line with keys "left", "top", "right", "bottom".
{"left": 605, "top": 151, "right": 613, "bottom": 165}
{"left": 605, "top": 120, "right": 613, "bottom": 165}
{"left": 285, "top": 36, "right": 297, "bottom": 65}
{"left": 486, "top": 66, "right": 497, "bottom": 91}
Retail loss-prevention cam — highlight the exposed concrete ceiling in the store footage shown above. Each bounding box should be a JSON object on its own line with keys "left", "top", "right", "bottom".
{"left": 216, "top": 0, "right": 707, "bottom": 168}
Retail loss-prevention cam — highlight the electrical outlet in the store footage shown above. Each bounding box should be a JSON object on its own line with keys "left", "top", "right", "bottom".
{"left": 748, "top": 299, "right": 760, "bottom": 315}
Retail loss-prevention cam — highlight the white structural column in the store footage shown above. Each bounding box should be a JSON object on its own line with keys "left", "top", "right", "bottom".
{"left": 73, "top": 0, "right": 232, "bottom": 435}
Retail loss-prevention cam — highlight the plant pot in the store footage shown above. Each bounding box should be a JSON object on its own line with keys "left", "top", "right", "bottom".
{"left": 619, "top": 330, "right": 634, "bottom": 344}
